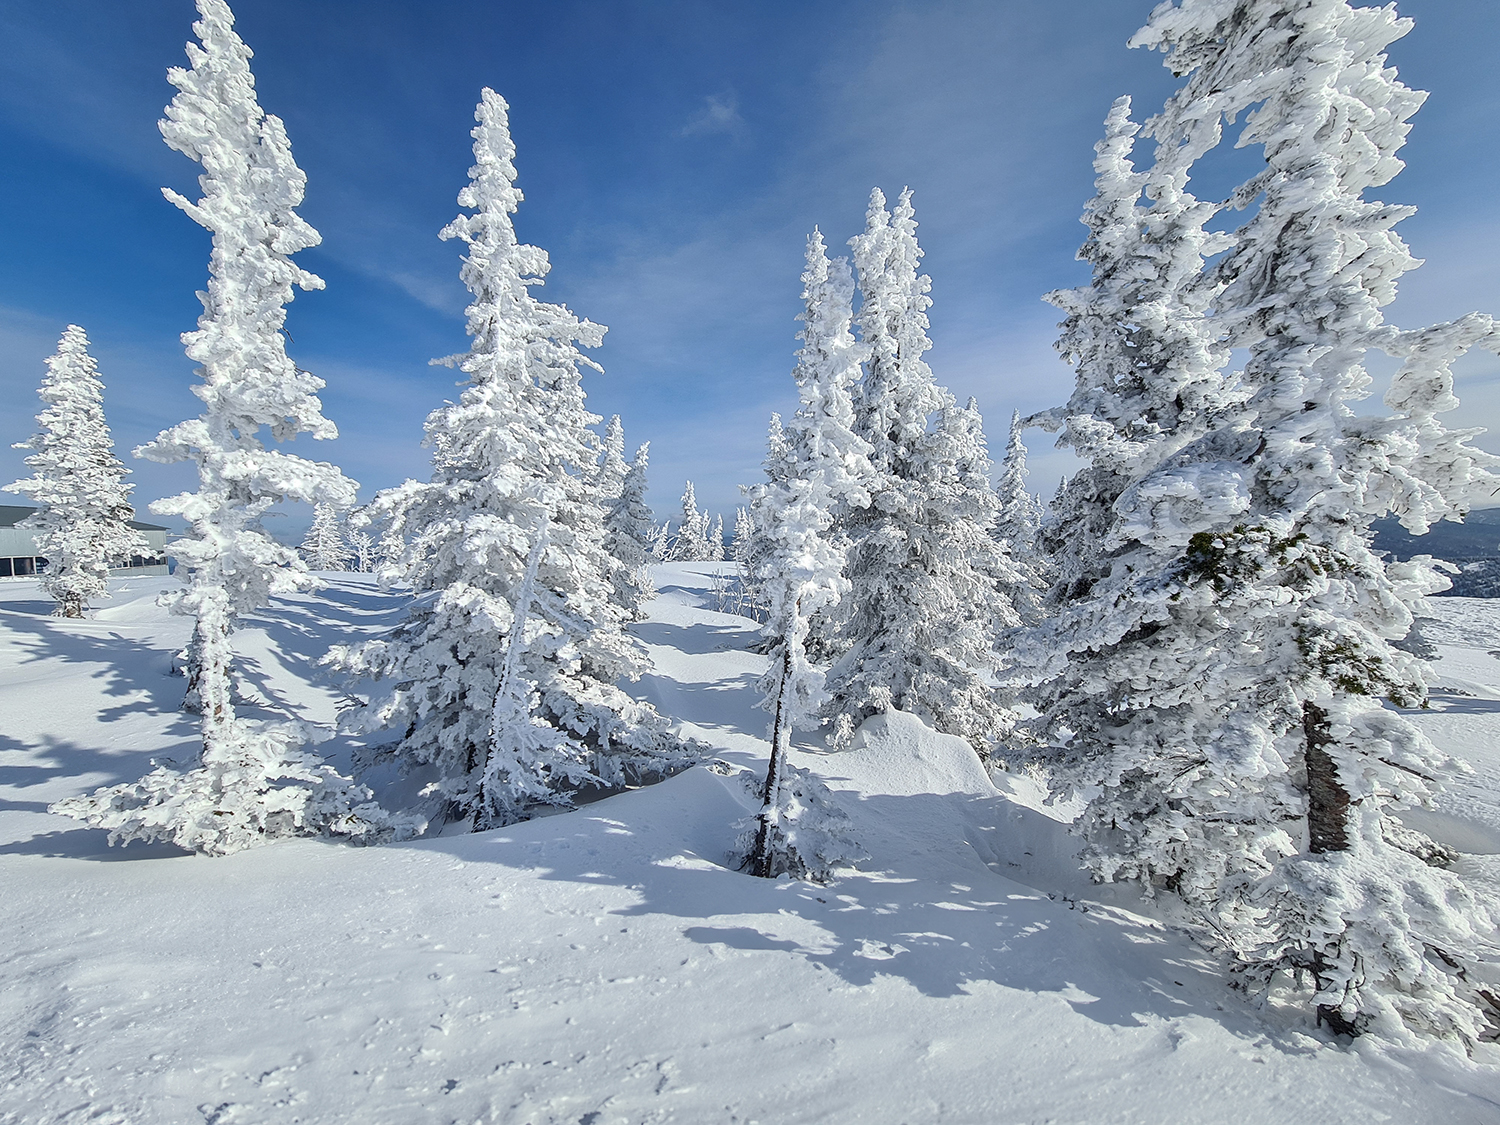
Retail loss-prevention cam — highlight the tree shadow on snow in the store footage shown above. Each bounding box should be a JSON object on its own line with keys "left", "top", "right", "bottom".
{"left": 631, "top": 670, "right": 766, "bottom": 748}
{"left": 415, "top": 774, "right": 1287, "bottom": 1046}
{"left": 1419, "top": 690, "right": 1500, "bottom": 716}
{"left": 631, "top": 619, "right": 762, "bottom": 657}
{"left": 0, "top": 729, "right": 201, "bottom": 860}
{"left": 0, "top": 612, "right": 190, "bottom": 720}
{"left": 0, "top": 599, "right": 61, "bottom": 617}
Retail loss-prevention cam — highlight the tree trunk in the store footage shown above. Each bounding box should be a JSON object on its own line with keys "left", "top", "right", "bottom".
{"left": 1304, "top": 700, "right": 1361, "bottom": 1034}
{"left": 749, "top": 646, "right": 794, "bottom": 878}
{"left": 1304, "top": 701, "right": 1349, "bottom": 854}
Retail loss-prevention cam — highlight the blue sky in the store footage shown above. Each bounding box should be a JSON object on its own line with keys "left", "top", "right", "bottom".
{"left": 2, "top": 0, "right": 1498, "bottom": 535}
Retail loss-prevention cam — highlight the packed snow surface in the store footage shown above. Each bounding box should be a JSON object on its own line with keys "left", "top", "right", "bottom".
{"left": 4, "top": 564, "right": 1500, "bottom": 1123}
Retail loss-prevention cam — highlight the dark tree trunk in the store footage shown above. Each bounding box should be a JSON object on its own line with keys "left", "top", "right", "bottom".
{"left": 1304, "top": 701, "right": 1349, "bottom": 854}
{"left": 1304, "top": 700, "right": 1362, "bottom": 1035}
{"left": 181, "top": 633, "right": 205, "bottom": 715}
{"left": 748, "top": 647, "right": 793, "bottom": 879}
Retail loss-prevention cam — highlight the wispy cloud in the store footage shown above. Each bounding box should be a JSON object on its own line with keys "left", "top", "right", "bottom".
{"left": 680, "top": 92, "right": 745, "bottom": 139}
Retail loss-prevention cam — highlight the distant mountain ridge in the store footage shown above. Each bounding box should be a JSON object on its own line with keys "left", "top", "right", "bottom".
{"left": 1372, "top": 506, "right": 1500, "bottom": 561}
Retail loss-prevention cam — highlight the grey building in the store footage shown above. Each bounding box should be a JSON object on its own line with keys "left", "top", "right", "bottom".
{"left": 0, "top": 505, "right": 170, "bottom": 578}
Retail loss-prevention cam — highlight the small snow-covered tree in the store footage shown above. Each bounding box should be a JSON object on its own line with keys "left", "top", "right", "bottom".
{"left": 375, "top": 523, "right": 405, "bottom": 577}
{"left": 707, "top": 513, "right": 725, "bottom": 562}
{"left": 5, "top": 325, "right": 147, "bottom": 617}
{"left": 50, "top": 0, "right": 397, "bottom": 856}
{"left": 723, "top": 504, "right": 767, "bottom": 621}
{"left": 825, "top": 188, "right": 1017, "bottom": 754}
{"left": 732, "top": 506, "right": 754, "bottom": 566}
{"left": 329, "top": 89, "right": 699, "bottom": 829}
{"left": 301, "top": 503, "right": 350, "bottom": 570}
{"left": 347, "top": 530, "right": 376, "bottom": 573}
{"left": 603, "top": 441, "right": 656, "bottom": 617}
{"left": 673, "top": 480, "right": 711, "bottom": 561}
{"left": 745, "top": 231, "right": 871, "bottom": 880}
{"left": 596, "top": 413, "right": 628, "bottom": 505}
{"left": 649, "top": 520, "right": 673, "bottom": 560}
{"left": 992, "top": 410, "right": 1050, "bottom": 627}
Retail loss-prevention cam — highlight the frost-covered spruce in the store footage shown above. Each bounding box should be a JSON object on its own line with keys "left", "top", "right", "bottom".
{"left": 825, "top": 188, "right": 1016, "bottom": 754}
{"left": 1029, "top": 0, "right": 1500, "bottom": 1042}
{"left": 301, "top": 503, "right": 350, "bottom": 571}
{"left": 4, "top": 325, "right": 147, "bottom": 617}
{"left": 992, "top": 411, "right": 1050, "bottom": 627}
{"left": 346, "top": 530, "right": 376, "bottom": 573}
{"left": 50, "top": 0, "right": 396, "bottom": 856}
{"left": 735, "top": 418, "right": 798, "bottom": 628}
{"left": 596, "top": 414, "right": 628, "bottom": 505}
{"left": 673, "top": 480, "right": 711, "bottom": 562}
{"left": 725, "top": 504, "right": 767, "bottom": 621}
{"left": 707, "top": 514, "right": 725, "bottom": 562}
{"left": 1019, "top": 91, "right": 1240, "bottom": 901}
{"left": 375, "top": 523, "right": 405, "bottom": 577}
{"left": 1139, "top": 0, "right": 1500, "bottom": 1042}
{"left": 745, "top": 231, "right": 871, "bottom": 880}
{"left": 603, "top": 441, "right": 656, "bottom": 617}
{"left": 330, "top": 90, "right": 699, "bottom": 829}
{"left": 731, "top": 506, "right": 754, "bottom": 568}
{"left": 649, "top": 521, "right": 673, "bottom": 560}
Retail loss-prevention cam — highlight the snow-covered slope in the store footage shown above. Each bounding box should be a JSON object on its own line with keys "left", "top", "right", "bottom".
{"left": 3, "top": 564, "right": 1499, "bottom": 1123}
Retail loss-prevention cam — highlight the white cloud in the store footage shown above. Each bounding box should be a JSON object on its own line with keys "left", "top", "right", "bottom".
{"left": 680, "top": 93, "right": 745, "bottom": 139}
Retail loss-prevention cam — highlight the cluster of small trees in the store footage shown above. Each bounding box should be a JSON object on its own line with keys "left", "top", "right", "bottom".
{"left": 737, "top": 203, "right": 1041, "bottom": 877}
{"left": 649, "top": 480, "right": 726, "bottom": 563}
{"left": 19, "top": 0, "right": 1499, "bottom": 1047}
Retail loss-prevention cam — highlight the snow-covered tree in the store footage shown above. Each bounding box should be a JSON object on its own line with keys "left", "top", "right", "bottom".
{"left": 723, "top": 504, "right": 767, "bottom": 621}
{"left": 824, "top": 188, "right": 1017, "bottom": 754}
{"left": 731, "top": 506, "right": 755, "bottom": 566}
{"left": 1029, "top": 0, "right": 1500, "bottom": 1042}
{"left": 328, "top": 89, "right": 699, "bottom": 829}
{"left": 603, "top": 441, "right": 656, "bottom": 617}
{"left": 50, "top": 0, "right": 396, "bottom": 856}
{"left": 649, "top": 520, "right": 673, "bottom": 560}
{"left": 301, "top": 503, "right": 350, "bottom": 570}
{"left": 707, "top": 513, "right": 725, "bottom": 562}
{"left": 1019, "top": 88, "right": 1247, "bottom": 915}
{"left": 745, "top": 231, "right": 871, "bottom": 880}
{"left": 347, "top": 530, "right": 376, "bottom": 573}
{"left": 673, "top": 480, "right": 711, "bottom": 561}
{"left": 596, "top": 414, "right": 628, "bottom": 505}
{"left": 4, "top": 325, "right": 147, "bottom": 617}
{"left": 992, "top": 410, "right": 1050, "bottom": 627}
{"left": 375, "top": 523, "right": 405, "bottom": 577}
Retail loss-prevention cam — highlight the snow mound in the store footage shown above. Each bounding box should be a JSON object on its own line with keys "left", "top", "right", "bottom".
{"left": 842, "top": 709, "right": 994, "bottom": 798}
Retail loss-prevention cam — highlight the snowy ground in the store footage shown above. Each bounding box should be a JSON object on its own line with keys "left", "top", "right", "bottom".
{"left": 4, "top": 564, "right": 1500, "bottom": 1124}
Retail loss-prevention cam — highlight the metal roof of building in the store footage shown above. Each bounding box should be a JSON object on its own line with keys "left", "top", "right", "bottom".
{"left": 0, "top": 504, "right": 168, "bottom": 533}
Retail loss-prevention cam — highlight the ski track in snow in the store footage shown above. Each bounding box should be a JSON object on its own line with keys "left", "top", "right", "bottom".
{"left": 3, "top": 564, "right": 1499, "bottom": 1124}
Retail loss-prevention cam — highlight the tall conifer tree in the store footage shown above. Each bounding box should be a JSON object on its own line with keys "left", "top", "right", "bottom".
{"left": 746, "top": 232, "right": 871, "bottom": 879}
{"left": 331, "top": 90, "right": 698, "bottom": 827}
{"left": 826, "top": 188, "right": 1017, "bottom": 754}
{"left": 1032, "top": 1, "right": 1500, "bottom": 1041}
{"left": 52, "top": 0, "right": 393, "bottom": 855}
{"left": 6, "top": 326, "right": 147, "bottom": 617}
